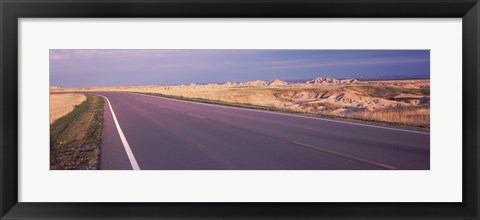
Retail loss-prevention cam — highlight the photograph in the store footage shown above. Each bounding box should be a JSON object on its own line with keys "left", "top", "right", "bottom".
{"left": 4, "top": 0, "right": 478, "bottom": 218}
{"left": 49, "top": 49, "right": 430, "bottom": 170}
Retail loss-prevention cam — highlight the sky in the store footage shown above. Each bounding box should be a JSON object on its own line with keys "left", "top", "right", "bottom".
{"left": 50, "top": 50, "right": 430, "bottom": 87}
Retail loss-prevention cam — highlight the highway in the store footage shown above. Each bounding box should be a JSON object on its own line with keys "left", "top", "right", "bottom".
{"left": 94, "top": 92, "right": 430, "bottom": 170}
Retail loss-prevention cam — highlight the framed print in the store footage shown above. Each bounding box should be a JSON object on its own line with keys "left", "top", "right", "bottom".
{"left": 1, "top": 0, "right": 479, "bottom": 219}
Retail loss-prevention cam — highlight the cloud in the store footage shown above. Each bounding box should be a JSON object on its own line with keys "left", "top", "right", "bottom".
{"left": 49, "top": 55, "right": 63, "bottom": 60}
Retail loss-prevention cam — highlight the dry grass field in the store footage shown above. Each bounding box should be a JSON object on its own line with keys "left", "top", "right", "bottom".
{"left": 53, "top": 78, "right": 430, "bottom": 129}
{"left": 50, "top": 93, "right": 86, "bottom": 124}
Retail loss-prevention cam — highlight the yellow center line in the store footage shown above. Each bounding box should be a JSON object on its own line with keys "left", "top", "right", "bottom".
{"left": 188, "top": 113, "right": 207, "bottom": 119}
{"left": 290, "top": 141, "right": 398, "bottom": 170}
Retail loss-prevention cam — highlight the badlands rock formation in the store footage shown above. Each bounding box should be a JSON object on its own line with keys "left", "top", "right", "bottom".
{"left": 306, "top": 77, "right": 358, "bottom": 84}
{"left": 268, "top": 79, "right": 288, "bottom": 86}
{"left": 238, "top": 80, "right": 269, "bottom": 87}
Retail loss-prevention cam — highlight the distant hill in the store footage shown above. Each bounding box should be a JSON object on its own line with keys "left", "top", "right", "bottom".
{"left": 306, "top": 77, "right": 358, "bottom": 84}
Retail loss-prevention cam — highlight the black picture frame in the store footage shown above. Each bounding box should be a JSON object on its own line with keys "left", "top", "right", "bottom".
{"left": 1, "top": 0, "right": 479, "bottom": 219}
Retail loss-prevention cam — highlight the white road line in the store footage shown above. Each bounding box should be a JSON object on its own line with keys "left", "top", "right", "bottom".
{"left": 188, "top": 113, "right": 207, "bottom": 119}
{"left": 97, "top": 95, "right": 141, "bottom": 170}
{"left": 132, "top": 92, "right": 430, "bottom": 135}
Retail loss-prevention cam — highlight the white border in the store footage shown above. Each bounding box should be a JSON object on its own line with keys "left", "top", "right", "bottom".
{"left": 19, "top": 18, "right": 462, "bottom": 202}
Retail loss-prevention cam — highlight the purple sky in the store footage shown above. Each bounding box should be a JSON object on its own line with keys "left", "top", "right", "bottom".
{"left": 50, "top": 50, "right": 430, "bottom": 87}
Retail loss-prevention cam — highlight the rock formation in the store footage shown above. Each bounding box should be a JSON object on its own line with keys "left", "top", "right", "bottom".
{"left": 306, "top": 77, "right": 358, "bottom": 84}
{"left": 268, "top": 79, "right": 288, "bottom": 86}
{"left": 238, "top": 80, "right": 269, "bottom": 87}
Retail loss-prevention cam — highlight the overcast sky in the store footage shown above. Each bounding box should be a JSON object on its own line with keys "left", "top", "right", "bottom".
{"left": 50, "top": 50, "right": 430, "bottom": 87}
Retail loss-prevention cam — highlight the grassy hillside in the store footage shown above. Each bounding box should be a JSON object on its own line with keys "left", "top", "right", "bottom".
{"left": 50, "top": 95, "right": 104, "bottom": 170}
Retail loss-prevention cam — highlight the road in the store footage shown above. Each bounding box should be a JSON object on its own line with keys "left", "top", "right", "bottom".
{"left": 93, "top": 92, "right": 430, "bottom": 170}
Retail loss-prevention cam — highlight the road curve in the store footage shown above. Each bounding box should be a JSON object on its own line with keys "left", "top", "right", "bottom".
{"left": 94, "top": 92, "right": 430, "bottom": 170}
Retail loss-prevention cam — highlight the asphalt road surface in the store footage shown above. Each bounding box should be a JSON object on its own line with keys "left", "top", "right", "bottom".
{"left": 94, "top": 92, "right": 430, "bottom": 170}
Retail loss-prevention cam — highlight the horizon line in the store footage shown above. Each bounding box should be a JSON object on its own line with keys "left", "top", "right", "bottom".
{"left": 50, "top": 74, "right": 430, "bottom": 89}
